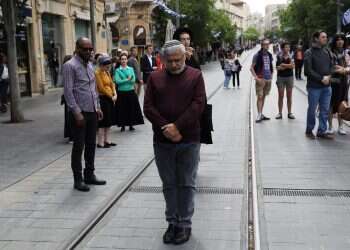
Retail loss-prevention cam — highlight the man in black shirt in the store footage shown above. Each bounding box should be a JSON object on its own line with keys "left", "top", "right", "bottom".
{"left": 304, "top": 31, "right": 335, "bottom": 139}
{"left": 276, "top": 42, "right": 295, "bottom": 120}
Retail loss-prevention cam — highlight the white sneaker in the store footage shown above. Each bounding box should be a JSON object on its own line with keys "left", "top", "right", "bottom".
{"left": 326, "top": 128, "right": 335, "bottom": 135}
{"left": 338, "top": 125, "right": 347, "bottom": 135}
{"left": 256, "top": 114, "right": 263, "bottom": 123}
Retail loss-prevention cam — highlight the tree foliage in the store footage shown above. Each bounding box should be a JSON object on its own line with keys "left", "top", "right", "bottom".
{"left": 160, "top": 0, "right": 235, "bottom": 46}
{"left": 208, "top": 9, "right": 237, "bottom": 45}
{"left": 280, "top": 0, "right": 350, "bottom": 44}
{"left": 243, "top": 27, "right": 260, "bottom": 42}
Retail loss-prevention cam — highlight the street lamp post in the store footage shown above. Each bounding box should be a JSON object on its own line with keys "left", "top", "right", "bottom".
{"left": 176, "top": 0, "right": 180, "bottom": 28}
{"left": 90, "top": 0, "right": 97, "bottom": 51}
{"left": 337, "top": 0, "right": 343, "bottom": 33}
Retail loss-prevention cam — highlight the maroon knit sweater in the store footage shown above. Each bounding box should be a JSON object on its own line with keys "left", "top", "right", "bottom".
{"left": 144, "top": 66, "right": 206, "bottom": 143}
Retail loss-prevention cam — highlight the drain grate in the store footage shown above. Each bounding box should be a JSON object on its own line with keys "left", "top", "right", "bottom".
{"left": 264, "top": 188, "right": 350, "bottom": 198}
{"left": 130, "top": 186, "right": 243, "bottom": 195}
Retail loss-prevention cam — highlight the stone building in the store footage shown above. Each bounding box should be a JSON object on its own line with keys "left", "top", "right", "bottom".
{"left": 0, "top": 0, "right": 107, "bottom": 96}
{"left": 105, "top": 0, "right": 161, "bottom": 55}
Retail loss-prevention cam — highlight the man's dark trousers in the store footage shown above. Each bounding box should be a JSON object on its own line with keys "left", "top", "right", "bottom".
{"left": 71, "top": 112, "right": 97, "bottom": 181}
{"left": 154, "top": 143, "right": 201, "bottom": 228}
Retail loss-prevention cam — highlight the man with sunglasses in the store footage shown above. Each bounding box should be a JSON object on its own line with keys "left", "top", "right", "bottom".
{"left": 63, "top": 37, "right": 106, "bottom": 192}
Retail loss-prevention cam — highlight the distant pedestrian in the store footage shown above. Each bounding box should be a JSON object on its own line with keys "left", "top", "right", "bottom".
{"left": 60, "top": 55, "right": 73, "bottom": 142}
{"left": 294, "top": 45, "right": 304, "bottom": 80}
{"left": 250, "top": 39, "right": 273, "bottom": 123}
{"left": 155, "top": 50, "right": 164, "bottom": 70}
{"left": 174, "top": 27, "right": 201, "bottom": 70}
{"left": 144, "top": 40, "right": 206, "bottom": 245}
{"left": 275, "top": 42, "right": 295, "bottom": 120}
{"left": 140, "top": 44, "right": 157, "bottom": 92}
{"left": 232, "top": 53, "right": 242, "bottom": 88}
{"left": 128, "top": 46, "right": 143, "bottom": 96}
{"left": 96, "top": 56, "right": 117, "bottom": 148}
{"left": 0, "top": 53, "right": 9, "bottom": 113}
{"left": 223, "top": 50, "right": 235, "bottom": 89}
{"left": 328, "top": 33, "right": 350, "bottom": 135}
{"left": 48, "top": 52, "right": 59, "bottom": 87}
{"left": 114, "top": 53, "right": 144, "bottom": 132}
{"left": 223, "top": 50, "right": 241, "bottom": 89}
{"left": 304, "top": 31, "right": 334, "bottom": 139}
{"left": 63, "top": 37, "right": 106, "bottom": 192}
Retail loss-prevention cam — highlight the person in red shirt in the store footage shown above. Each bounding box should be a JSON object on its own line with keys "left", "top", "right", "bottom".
{"left": 144, "top": 40, "right": 206, "bottom": 245}
{"left": 155, "top": 50, "right": 164, "bottom": 70}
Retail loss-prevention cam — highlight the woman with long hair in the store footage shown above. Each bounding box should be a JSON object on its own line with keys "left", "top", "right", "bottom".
{"left": 328, "top": 33, "right": 350, "bottom": 135}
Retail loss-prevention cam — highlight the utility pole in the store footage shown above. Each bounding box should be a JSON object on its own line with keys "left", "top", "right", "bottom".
{"left": 1, "top": 0, "right": 24, "bottom": 122}
{"left": 176, "top": 0, "right": 180, "bottom": 28}
{"left": 337, "top": 0, "right": 343, "bottom": 33}
{"left": 90, "top": 0, "right": 97, "bottom": 51}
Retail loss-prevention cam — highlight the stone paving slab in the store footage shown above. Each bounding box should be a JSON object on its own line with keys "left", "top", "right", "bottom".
{"left": 254, "top": 70, "right": 350, "bottom": 249}
{"left": 0, "top": 121, "right": 154, "bottom": 249}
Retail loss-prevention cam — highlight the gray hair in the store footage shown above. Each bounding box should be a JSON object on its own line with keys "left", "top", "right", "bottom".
{"left": 161, "top": 40, "right": 186, "bottom": 57}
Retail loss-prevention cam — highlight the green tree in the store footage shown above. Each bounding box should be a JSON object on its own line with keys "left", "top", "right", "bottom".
{"left": 280, "top": 0, "right": 350, "bottom": 44}
{"left": 168, "top": 0, "right": 215, "bottom": 46}
{"left": 243, "top": 27, "right": 260, "bottom": 42}
{"left": 208, "top": 9, "right": 237, "bottom": 45}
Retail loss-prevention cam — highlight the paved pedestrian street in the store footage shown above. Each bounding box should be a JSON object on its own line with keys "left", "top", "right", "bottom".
{"left": 1, "top": 49, "right": 350, "bottom": 250}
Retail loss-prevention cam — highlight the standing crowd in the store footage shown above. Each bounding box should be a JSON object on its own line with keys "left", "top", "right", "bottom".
{"left": 61, "top": 25, "right": 208, "bottom": 246}
{"left": 249, "top": 31, "right": 350, "bottom": 139}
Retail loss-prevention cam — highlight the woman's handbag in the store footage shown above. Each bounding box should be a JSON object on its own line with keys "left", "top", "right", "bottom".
{"left": 338, "top": 101, "right": 350, "bottom": 121}
{"left": 200, "top": 100, "right": 213, "bottom": 144}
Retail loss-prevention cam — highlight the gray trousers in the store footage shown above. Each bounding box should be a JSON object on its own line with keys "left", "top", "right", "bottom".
{"left": 154, "top": 143, "right": 200, "bottom": 228}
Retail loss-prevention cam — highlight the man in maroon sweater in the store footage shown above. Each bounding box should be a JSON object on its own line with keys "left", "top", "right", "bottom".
{"left": 144, "top": 40, "right": 206, "bottom": 245}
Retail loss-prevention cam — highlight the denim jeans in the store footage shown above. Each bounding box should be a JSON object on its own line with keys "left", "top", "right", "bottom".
{"left": 223, "top": 71, "right": 232, "bottom": 88}
{"left": 306, "top": 87, "right": 332, "bottom": 134}
{"left": 154, "top": 143, "right": 200, "bottom": 228}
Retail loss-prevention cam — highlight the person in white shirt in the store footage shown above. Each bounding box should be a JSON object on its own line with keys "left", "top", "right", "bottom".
{"left": 0, "top": 53, "right": 9, "bottom": 113}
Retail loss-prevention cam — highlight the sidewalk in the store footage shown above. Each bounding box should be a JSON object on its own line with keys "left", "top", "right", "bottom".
{"left": 254, "top": 73, "right": 350, "bottom": 249}
{"left": 0, "top": 58, "right": 244, "bottom": 250}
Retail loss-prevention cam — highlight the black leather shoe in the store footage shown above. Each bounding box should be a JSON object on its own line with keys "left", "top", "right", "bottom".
{"left": 74, "top": 181, "right": 90, "bottom": 192}
{"left": 129, "top": 126, "right": 135, "bottom": 131}
{"left": 163, "top": 224, "right": 176, "bottom": 244}
{"left": 84, "top": 174, "right": 107, "bottom": 185}
{"left": 174, "top": 227, "right": 191, "bottom": 245}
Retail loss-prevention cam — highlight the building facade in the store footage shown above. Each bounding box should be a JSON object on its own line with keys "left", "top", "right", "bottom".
{"left": 0, "top": 0, "right": 108, "bottom": 96}
{"left": 215, "top": 0, "right": 250, "bottom": 44}
{"left": 246, "top": 12, "right": 264, "bottom": 38}
{"left": 264, "top": 4, "right": 287, "bottom": 32}
{"left": 105, "top": 0, "right": 162, "bottom": 55}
